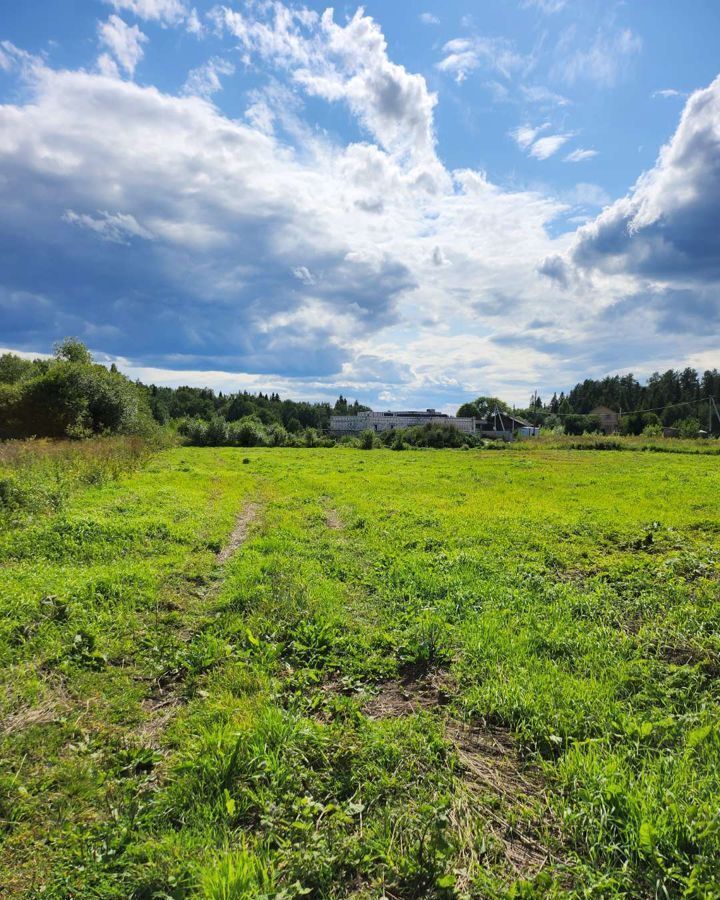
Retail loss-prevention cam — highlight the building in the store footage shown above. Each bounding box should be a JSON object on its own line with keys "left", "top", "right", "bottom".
{"left": 589, "top": 405, "right": 620, "bottom": 435}
{"left": 329, "top": 409, "right": 475, "bottom": 435}
{"left": 475, "top": 410, "right": 538, "bottom": 441}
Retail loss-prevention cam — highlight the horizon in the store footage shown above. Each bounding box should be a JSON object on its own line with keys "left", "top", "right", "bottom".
{"left": 1, "top": 1, "right": 719, "bottom": 409}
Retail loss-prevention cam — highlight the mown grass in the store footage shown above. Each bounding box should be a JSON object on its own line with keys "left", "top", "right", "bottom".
{"left": 1, "top": 445, "right": 719, "bottom": 898}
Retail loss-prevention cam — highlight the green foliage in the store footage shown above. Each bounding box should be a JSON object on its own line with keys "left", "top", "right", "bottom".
{"left": 0, "top": 343, "right": 155, "bottom": 439}
{"left": 562, "top": 414, "right": 602, "bottom": 436}
{"left": 2, "top": 444, "right": 720, "bottom": 896}
{"left": 456, "top": 396, "right": 510, "bottom": 419}
{"left": 358, "top": 428, "right": 376, "bottom": 450}
{"left": 54, "top": 336, "right": 94, "bottom": 365}
{"left": 677, "top": 416, "right": 701, "bottom": 438}
{"left": 380, "top": 423, "right": 481, "bottom": 449}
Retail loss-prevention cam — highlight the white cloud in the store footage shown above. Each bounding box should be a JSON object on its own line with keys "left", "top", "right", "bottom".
{"left": 512, "top": 124, "right": 571, "bottom": 160}
{"left": 213, "top": 6, "right": 441, "bottom": 168}
{"left": 1, "top": 6, "right": 716, "bottom": 403}
{"left": 97, "top": 15, "right": 147, "bottom": 77}
{"left": 556, "top": 26, "right": 642, "bottom": 87}
{"left": 652, "top": 88, "right": 688, "bottom": 100}
{"left": 529, "top": 133, "right": 572, "bottom": 159}
{"left": 182, "top": 57, "right": 234, "bottom": 99}
{"left": 437, "top": 36, "right": 527, "bottom": 83}
{"left": 523, "top": 0, "right": 568, "bottom": 12}
{"left": 571, "top": 75, "right": 720, "bottom": 279}
{"left": 63, "top": 209, "right": 155, "bottom": 244}
{"left": 105, "top": 0, "right": 188, "bottom": 26}
{"left": 564, "top": 148, "right": 598, "bottom": 162}
{"left": 511, "top": 122, "right": 549, "bottom": 151}
{"left": 520, "top": 84, "right": 570, "bottom": 107}
{"left": 419, "top": 13, "right": 440, "bottom": 26}
{"left": 292, "top": 265, "right": 315, "bottom": 285}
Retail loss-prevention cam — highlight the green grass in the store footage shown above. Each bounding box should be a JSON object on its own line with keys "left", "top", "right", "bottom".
{"left": 1, "top": 445, "right": 719, "bottom": 898}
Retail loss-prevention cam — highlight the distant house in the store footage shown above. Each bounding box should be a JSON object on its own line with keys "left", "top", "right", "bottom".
{"left": 476, "top": 410, "right": 539, "bottom": 441}
{"left": 589, "top": 405, "right": 619, "bottom": 435}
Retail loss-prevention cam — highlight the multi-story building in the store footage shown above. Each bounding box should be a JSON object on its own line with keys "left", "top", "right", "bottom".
{"left": 329, "top": 409, "right": 476, "bottom": 435}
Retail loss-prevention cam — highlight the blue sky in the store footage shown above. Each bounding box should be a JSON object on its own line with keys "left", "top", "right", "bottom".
{"left": 1, "top": 0, "right": 718, "bottom": 409}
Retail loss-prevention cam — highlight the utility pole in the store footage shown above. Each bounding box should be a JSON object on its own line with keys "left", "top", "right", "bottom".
{"left": 712, "top": 397, "right": 720, "bottom": 435}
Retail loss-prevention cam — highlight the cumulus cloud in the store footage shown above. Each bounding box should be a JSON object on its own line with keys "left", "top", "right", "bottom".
{"left": 572, "top": 75, "right": 720, "bottom": 283}
{"left": 212, "top": 6, "right": 440, "bottom": 169}
{"left": 534, "top": 76, "right": 720, "bottom": 345}
{"left": 1, "top": 4, "right": 717, "bottom": 403}
{"left": 98, "top": 15, "right": 147, "bottom": 76}
{"left": 419, "top": 13, "right": 440, "bottom": 26}
{"left": 537, "top": 254, "right": 570, "bottom": 288}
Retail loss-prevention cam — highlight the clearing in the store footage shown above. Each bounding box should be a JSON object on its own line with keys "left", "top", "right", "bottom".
{"left": 1, "top": 447, "right": 719, "bottom": 898}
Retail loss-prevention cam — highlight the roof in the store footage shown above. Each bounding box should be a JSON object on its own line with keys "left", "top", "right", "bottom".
{"left": 590, "top": 405, "right": 618, "bottom": 415}
{"left": 478, "top": 411, "right": 532, "bottom": 429}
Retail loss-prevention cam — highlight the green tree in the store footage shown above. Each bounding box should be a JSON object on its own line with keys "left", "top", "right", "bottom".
{"left": 0, "top": 353, "right": 35, "bottom": 384}
{"left": 54, "top": 337, "right": 93, "bottom": 365}
{"left": 457, "top": 396, "right": 510, "bottom": 419}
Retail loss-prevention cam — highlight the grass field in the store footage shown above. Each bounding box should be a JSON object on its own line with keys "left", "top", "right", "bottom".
{"left": 1, "top": 445, "right": 719, "bottom": 898}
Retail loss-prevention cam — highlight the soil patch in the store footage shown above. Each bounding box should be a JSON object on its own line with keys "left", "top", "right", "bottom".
{"left": 217, "top": 502, "right": 259, "bottom": 563}
{"left": 325, "top": 509, "right": 343, "bottom": 530}
{"left": 362, "top": 670, "right": 452, "bottom": 718}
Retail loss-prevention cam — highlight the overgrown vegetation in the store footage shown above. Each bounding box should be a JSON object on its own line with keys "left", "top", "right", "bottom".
{"left": 494, "top": 368, "right": 720, "bottom": 436}
{"left": 0, "top": 339, "right": 156, "bottom": 440}
{"left": 0, "top": 436, "right": 156, "bottom": 520}
{"left": 1, "top": 444, "right": 719, "bottom": 897}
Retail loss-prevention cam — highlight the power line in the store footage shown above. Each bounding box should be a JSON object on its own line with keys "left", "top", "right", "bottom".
{"left": 548, "top": 394, "right": 718, "bottom": 418}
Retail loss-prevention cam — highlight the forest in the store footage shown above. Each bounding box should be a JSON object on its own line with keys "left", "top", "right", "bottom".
{"left": 0, "top": 341, "right": 718, "bottom": 443}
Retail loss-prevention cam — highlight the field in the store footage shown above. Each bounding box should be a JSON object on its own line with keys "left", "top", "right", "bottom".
{"left": 1, "top": 444, "right": 719, "bottom": 898}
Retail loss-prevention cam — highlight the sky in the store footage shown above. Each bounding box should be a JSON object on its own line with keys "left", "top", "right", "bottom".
{"left": 1, "top": 0, "right": 719, "bottom": 410}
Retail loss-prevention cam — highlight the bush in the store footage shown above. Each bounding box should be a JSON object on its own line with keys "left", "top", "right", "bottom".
{"left": 0, "top": 342, "right": 155, "bottom": 440}
{"left": 677, "top": 417, "right": 700, "bottom": 438}
{"left": 358, "top": 429, "right": 376, "bottom": 450}
{"left": 563, "top": 414, "right": 602, "bottom": 436}
{"left": 227, "top": 417, "right": 266, "bottom": 447}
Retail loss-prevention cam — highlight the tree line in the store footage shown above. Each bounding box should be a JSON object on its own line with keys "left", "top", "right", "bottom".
{"left": 0, "top": 341, "right": 368, "bottom": 445}
{"left": 1, "top": 340, "right": 718, "bottom": 442}
{"left": 459, "top": 368, "right": 720, "bottom": 436}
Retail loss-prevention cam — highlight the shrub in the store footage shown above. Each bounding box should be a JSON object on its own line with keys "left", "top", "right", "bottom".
{"left": 359, "top": 429, "right": 376, "bottom": 450}
{"left": 226, "top": 417, "right": 267, "bottom": 447}
{"left": 677, "top": 417, "right": 700, "bottom": 438}
{"left": 0, "top": 343, "right": 154, "bottom": 439}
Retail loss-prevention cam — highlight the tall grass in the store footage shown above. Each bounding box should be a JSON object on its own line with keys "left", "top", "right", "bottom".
{"left": 519, "top": 433, "right": 720, "bottom": 454}
{"left": 0, "top": 436, "right": 157, "bottom": 518}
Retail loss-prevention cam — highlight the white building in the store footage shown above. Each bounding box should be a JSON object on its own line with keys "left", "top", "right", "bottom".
{"left": 329, "top": 409, "right": 476, "bottom": 435}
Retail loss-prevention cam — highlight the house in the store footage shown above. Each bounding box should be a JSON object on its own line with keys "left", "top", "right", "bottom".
{"left": 329, "top": 409, "right": 475, "bottom": 435}
{"left": 476, "top": 409, "right": 539, "bottom": 441}
{"left": 589, "top": 405, "right": 619, "bottom": 435}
